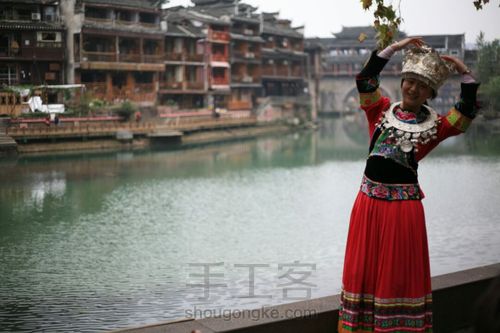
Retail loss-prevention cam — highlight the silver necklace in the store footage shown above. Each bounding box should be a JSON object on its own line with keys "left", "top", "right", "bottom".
{"left": 377, "top": 102, "right": 440, "bottom": 153}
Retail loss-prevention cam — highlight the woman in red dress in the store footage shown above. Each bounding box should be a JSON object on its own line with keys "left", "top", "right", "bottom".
{"left": 338, "top": 37, "right": 480, "bottom": 332}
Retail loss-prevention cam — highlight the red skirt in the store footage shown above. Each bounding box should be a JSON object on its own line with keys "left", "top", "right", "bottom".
{"left": 338, "top": 191, "right": 432, "bottom": 332}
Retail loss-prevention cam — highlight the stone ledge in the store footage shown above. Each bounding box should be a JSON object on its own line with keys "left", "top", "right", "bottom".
{"left": 112, "top": 263, "right": 500, "bottom": 333}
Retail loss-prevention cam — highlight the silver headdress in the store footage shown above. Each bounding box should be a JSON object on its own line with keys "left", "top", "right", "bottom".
{"left": 401, "top": 45, "right": 456, "bottom": 93}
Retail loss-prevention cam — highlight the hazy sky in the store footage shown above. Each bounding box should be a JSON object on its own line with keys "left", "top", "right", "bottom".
{"left": 166, "top": 0, "right": 500, "bottom": 44}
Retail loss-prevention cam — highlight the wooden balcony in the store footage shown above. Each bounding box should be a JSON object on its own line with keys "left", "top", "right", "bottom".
{"left": 165, "top": 53, "right": 205, "bottom": 63}
{"left": 276, "top": 67, "right": 289, "bottom": 76}
{"left": 161, "top": 82, "right": 183, "bottom": 90}
{"left": 209, "top": 31, "right": 230, "bottom": 42}
{"left": 185, "top": 81, "right": 204, "bottom": 90}
{"left": 139, "top": 22, "right": 160, "bottom": 29}
{"left": 228, "top": 100, "right": 252, "bottom": 110}
{"left": 185, "top": 53, "right": 204, "bottom": 62}
{"left": 135, "top": 83, "right": 155, "bottom": 92}
{"left": 143, "top": 54, "right": 164, "bottom": 63}
{"left": 165, "top": 52, "right": 183, "bottom": 61}
{"left": 160, "top": 81, "right": 205, "bottom": 91}
{"left": 291, "top": 68, "right": 304, "bottom": 77}
{"left": 262, "top": 67, "right": 275, "bottom": 76}
{"left": 119, "top": 53, "right": 141, "bottom": 63}
{"left": 82, "top": 51, "right": 116, "bottom": 62}
{"left": 85, "top": 16, "right": 113, "bottom": 24}
{"left": 115, "top": 19, "right": 135, "bottom": 26}
{"left": 231, "top": 75, "right": 260, "bottom": 84}
{"left": 84, "top": 17, "right": 160, "bottom": 30}
{"left": 212, "top": 77, "right": 229, "bottom": 85}
{"left": 1, "top": 46, "right": 64, "bottom": 60}
{"left": 211, "top": 54, "right": 229, "bottom": 62}
{"left": 232, "top": 50, "right": 260, "bottom": 60}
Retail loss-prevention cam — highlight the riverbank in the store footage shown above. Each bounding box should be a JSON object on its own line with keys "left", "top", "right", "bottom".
{"left": 1, "top": 116, "right": 301, "bottom": 156}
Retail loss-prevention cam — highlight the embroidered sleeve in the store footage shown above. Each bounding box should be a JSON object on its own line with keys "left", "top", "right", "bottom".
{"left": 356, "top": 50, "right": 389, "bottom": 109}
{"left": 442, "top": 81, "right": 480, "bottom": 133}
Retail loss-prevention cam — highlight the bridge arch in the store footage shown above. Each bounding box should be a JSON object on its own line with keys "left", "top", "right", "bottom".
{"left": 319, "top": 76, "right": 402, "bottom": 113}
{"left": 343, "top": 85, "right": 395, "bottom": 112}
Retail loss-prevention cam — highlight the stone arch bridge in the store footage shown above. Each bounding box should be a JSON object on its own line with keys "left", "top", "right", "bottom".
{"left": 318, "top": 74, "right": 461, "bottom": 114}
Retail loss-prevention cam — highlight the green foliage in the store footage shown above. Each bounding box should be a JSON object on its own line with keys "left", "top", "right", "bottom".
{"left": 360, "top": 0, "right": 403, "bottom": 49}
{"left": 480, "top": 76, "right": 500, "bottom": 112}
{"left": 18, "top": 111, "right": 47, "bottom": 119}
{"left": 70, "top": 92, "right": 107, "bottom": 116}
{"left": 475, "top": 33, "right": 500, "bottom": 113}
{"left": 113, "top": 101, "right": 137, "bottom": 121}
{"left": 475, "top": 33, "right": 500, "bottom": 84}
{"left": 361, "top": 0, "right": 498, "bottom": 49}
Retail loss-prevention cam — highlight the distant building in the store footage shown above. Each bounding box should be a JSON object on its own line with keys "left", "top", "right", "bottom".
{"left": 62, "top": 0, "right": 165, "bottom": 105}
{"left": 1, "top": 0, "right": 311, "bottom": 120}
{"left": 0, "top": 0, "right": 65, "bottom": 115}
{"left": 0, "top": 0, "right": 65, "bottom": 86}
{"left": 159, "top": 0, "right": 309, "bottom": 120}
{"left": 260, "top": 13, "right": 307, "bottom": 97}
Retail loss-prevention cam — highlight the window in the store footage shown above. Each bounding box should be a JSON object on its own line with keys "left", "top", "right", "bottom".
{"left": 36, "top": 32, "right": 62, "bottom": 47}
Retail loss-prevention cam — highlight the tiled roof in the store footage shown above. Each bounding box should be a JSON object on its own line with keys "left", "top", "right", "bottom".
{"left": 333, "top": 26, "right": 377, "bottom": 39}
{"left": 304, "top": 38, "right": 325, "bottom": 50}
{"left": 191, "top": 3, "right": 260, "bottom": 24}
{"left": 263, "top": 23, "right": 302, "bottom": 39}
{"left": 165, "top": 7, "right": 230, "bottom": 25}
{"left": 165, "top": 21, "right": 204, "bottom": 38}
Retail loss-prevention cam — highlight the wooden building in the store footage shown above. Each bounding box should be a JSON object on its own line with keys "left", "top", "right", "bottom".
{"left": 70, "top": 0, "right": 165, "bottom": 105}
{"left": 189, "top": 0, "right": 264, "bottom": 112}
{"left": 159, "top": 14, "right": 207, "bottom": 110}
{"left": 261, "top": 13, "right": 307, "bottom": 98}
{"left": 0, "top": 0, "right": 65, "bottom": 116}
{"left": 161, "top": 5, "right": 232, "bottom": 111}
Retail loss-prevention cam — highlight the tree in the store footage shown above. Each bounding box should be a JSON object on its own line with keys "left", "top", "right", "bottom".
{"left": 481, "top": 77, "right": 500, "bottom": 112}
{"left": 360, "top": 0, "right": 499, "bottom": 49}
{"left": 475, "top": 33, "right": 500, "bottom": 114}
{"left": 476, "top": 32, "right": 500, "bottom": 84}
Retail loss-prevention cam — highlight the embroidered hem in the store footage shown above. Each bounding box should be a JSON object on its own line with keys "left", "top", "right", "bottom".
{"left": 338, "top": 290, "right": 433, "bottom": 333}
{"left": 360, "top": 175, "right": 423, "bottom": 201}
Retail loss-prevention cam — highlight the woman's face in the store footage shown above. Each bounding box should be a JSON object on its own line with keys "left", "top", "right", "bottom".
{"left": 401, "top": 78, "right": 433, "bottom": 112}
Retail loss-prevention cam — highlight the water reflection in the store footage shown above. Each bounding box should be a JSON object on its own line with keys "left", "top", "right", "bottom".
{"left": 0, "top": 117, "right": 499, "bottom": 332}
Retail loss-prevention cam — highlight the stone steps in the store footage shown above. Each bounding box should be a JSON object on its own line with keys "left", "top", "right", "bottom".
{"left": 0, "top": 134, "right": 17, "bottom": 148}
{"left": 0, "top": 119, "right": 17, "bottom": 149}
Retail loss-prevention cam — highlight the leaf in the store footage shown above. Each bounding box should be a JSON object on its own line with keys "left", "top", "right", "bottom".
{"left": 358, "top": 32, "right": 368, "bottom": 43}
{"left": 361, "top": 0, "right": 373, "bottom": 10}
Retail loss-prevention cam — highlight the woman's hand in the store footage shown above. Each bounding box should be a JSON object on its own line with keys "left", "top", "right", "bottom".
{"left": 392, "top": 37, "right": 425, "bottom": 51}
{"left": 441, "top": 55, "right": 469, "bottom": 74}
